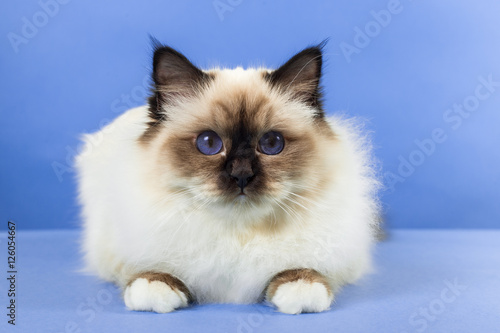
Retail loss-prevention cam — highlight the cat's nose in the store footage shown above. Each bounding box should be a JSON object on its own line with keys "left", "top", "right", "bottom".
{"left": 228, "top": 158, "right": 254, "bottom": 191}
{"left": 233, "top": 173, "right": 254, "bottom": 191}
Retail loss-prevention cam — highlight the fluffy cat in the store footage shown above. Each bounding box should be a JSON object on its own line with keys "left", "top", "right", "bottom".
{"left": 76, "top": 41, "right": 380, "bottom": 314}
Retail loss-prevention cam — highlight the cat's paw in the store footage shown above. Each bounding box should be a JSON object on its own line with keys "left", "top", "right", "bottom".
{"left": 269, "top": 280, "right": 333, "bottom": 314}
{"left": 124, "top": 278, "right": 189, "bottom": 313}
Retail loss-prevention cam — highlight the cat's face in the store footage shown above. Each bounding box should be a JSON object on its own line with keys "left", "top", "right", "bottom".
{"left": 143, "top": 42, "right": 336, "bottom": 222}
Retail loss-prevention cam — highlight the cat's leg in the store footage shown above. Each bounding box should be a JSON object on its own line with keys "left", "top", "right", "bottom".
{"left": 123, "top": 272, "right": 191, "bottom": 313}
{"left": 265, "top": 268, "right": 333, "bottom": 314}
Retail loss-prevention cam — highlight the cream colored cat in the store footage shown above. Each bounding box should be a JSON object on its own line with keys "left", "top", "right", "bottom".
{"left": 76, "top": 41, "right": 380, "bottom": 314}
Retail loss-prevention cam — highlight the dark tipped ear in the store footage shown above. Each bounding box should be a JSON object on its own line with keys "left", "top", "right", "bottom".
{"left": 149, "top": 39, "right": 212, "bottom": 118}
{"left": 265, "top": 42, "right": 325, "bottom": 113}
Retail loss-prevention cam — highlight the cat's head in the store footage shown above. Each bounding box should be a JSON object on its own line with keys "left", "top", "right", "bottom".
{"left": 142, "top": 40, "right": 337, "bottom": 225}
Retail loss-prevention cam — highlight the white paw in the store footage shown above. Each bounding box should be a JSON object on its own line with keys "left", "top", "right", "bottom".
{"left": 270, "top": 280, "right": 333, "bottom": 314}
{"left": 124, "top": 278, "right": 188, "bottom": 313}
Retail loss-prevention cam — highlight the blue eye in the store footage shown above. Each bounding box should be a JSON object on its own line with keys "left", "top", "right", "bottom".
{"left": 196, "top": 131, "right": 223, "bottom": 155}
{"left": 258, "top": 131, "right": 284, "bottom": 155}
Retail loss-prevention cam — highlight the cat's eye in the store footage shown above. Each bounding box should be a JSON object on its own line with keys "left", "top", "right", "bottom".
{"left": 258, "top": 131, "right": 284, "bottom": 155}
{"left": 196, "top": 131, "right": 223, "bottom": 155}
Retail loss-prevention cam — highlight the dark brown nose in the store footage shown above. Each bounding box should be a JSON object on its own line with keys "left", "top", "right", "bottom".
{"left": 227, "top": 158, "right": 254, "bottom": 190}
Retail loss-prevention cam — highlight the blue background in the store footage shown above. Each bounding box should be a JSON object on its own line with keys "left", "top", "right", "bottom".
{"left": 1, "top": 0, "right": 499, "bottom": 230}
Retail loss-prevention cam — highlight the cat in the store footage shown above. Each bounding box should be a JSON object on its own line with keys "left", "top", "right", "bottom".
{"left": 75, "top": 40, "right": 380, "bottom": 315}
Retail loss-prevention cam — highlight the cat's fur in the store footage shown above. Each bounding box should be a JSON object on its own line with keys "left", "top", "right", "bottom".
{"left": 76, "top": 41, "right": 380, "bottom": 314}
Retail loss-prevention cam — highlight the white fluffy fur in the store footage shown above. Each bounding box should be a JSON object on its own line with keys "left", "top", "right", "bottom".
{"left": 124, "top": 278, "right": 188, "bottom": 313}
{"left": 270, "top": 280, "right": 333, "bottom": 314}
{"left": 76, "top": 67, "right": 380, "bottom": 310}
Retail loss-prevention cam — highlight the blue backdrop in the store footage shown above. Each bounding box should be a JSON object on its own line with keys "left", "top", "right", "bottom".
{"left": 1, "top": 0, "right": 499, "bottom": 229}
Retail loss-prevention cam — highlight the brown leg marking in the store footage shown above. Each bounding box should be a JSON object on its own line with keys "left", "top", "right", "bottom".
{"left": 128, "top": 272, "right": 192, "bottom": 302}
{"left": 266, "top": 268, "right": 331, "bottom": 301}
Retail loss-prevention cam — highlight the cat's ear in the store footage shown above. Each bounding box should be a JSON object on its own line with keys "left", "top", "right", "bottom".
{"left": 266, "top": 42, "right": 325, "bottom": 112}
{"left": 150, "top": 39, "right": 212, "bottom": 108}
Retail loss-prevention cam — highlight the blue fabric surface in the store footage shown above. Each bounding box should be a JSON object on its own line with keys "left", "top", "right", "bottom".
{"left": 1, "top": 229, "right": 499, "bottom": 332}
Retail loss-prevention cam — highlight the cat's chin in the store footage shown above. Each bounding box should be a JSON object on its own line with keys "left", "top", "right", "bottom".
{"left": 203, "top": 193, "right": 277, "bottom": 226}
{"left": 235, "top": 192, "right": 249, "bottom": 201}
{"left": 222, "top": 192, "right": 260, "bottom": 209}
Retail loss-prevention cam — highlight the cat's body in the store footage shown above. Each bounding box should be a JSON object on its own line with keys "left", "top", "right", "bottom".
{"left": 76, "top": 42, "right": 380, "bottom": 314}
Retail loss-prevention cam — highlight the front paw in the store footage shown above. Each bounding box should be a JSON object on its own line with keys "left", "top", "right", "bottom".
{"left": 266, "top": 269, "right": 333, "bottom": 314}
{"left": 124, "top": 273, "right": 190, "bottom": 313}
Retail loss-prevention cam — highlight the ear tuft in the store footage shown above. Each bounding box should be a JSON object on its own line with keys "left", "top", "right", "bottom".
{"left": 148, "top": 39, "right": 213, "bottom": 121}
{"left": 265, "top": 41, "right": 327, "bottom": 114}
